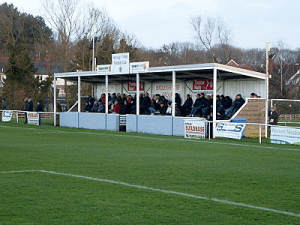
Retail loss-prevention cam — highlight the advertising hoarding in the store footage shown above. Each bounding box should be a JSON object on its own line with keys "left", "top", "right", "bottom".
{"left": 97, "top": 65, "right": 112, "bottom": 75}
{"left": 184, "top": 119, "right": 206, "bottom": 139}
{"left": 27, "top": 112, "right": 39, "bottom": 125}
{"left": 215, "top": 122, "right": 246, "bottom": 140}
{"left": 2, "top": 110, "right": 13, "bottom": 122}
{"left": 111, "top": 53, "right": 130, "bottom": 74}
{"left": 130, "top": 62, "right": 149, "bottom": 73}
{"left": 128, "top": 81, "right": 145, "bottom": 92}
{"left": 271, "top": 126, "right": 300, "bottom": 145}
{"left": 193, "top": 79, "right": 213, "bottom": 90}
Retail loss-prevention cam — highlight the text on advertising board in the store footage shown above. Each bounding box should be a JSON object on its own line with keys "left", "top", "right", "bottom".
{"left": 130, "top": 62, "right": 149, "bottom": 73}
{"left": 111, "top": 53, "right": 130, "bottom": 74}
{"left": 128, "top": 81, "right": 145, "bottom": 92}
{"left": 271, "top": 126, "right": 300, "bottom": 145}
{"left": 97, "top": 65, "right": 112, "bottom": 75}
{"left": 184, "top": 120, "right": 206, "bottom": 139}
{"left": 215, "top": 122, "right": 246, "bottom": 140}
{"left": 193, "top": 79, "right": 213, "bottom": 90}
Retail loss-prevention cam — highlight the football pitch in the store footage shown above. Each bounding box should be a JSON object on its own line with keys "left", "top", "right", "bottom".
{"left": 0, "top": 122, "right": 299, "bottom": 224}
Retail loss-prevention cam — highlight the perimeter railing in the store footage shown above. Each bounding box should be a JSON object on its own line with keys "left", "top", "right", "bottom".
{"left": 0, "top": 110, "right": 60, "bottom": 126}
{"left": 206, "top": 120, "right": 300, "bottom": 144}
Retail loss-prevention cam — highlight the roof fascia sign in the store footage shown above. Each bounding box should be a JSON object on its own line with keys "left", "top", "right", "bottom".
{"left": 97, "top": 51, "right": 149, "bottom": 75}
{"left": 130, "top": 61, "right": 149, "bottom": 73}
{"left": 111, "top": 52, "right": 130, "bottom": 74}
{"left": 97, "top": 64, "right": 112, "bottom": 75}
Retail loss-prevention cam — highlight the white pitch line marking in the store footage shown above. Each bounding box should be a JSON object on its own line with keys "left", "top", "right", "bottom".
{"left": 1, "top": 169, "right": 300, "bottom": 218}
{"left": 0, "top": 170, "right": 40, "bottom": 173}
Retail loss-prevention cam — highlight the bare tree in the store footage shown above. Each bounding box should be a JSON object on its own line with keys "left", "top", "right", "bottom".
{"left": 191, "top": 16, "right": 215, "bottom": 52}
{"left": 272, "top": 40, "right": 298, "bottom": 95}
{"left": 40, "top": 0, "right": 112, "bottom": 108}
{"left": 191, "top": 15, "right": 231, "bottom": 63}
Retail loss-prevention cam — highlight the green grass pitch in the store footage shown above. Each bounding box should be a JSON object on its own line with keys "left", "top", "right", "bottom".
{"left": 0, "top": 122, "right": 299, "bottom": 224}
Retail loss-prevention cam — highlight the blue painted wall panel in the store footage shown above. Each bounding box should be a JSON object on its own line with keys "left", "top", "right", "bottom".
{"left": 138, "top": 115, "right": 173, "bottom": 136}
{"left": 60, "top": 112, "right": 79, "bottom": 128}
{"left": 172, "top": 117, "right": 186, "bottom": 136}
{"left": 107, "top": 114, "right": 119, "bottom": 131}
{"left": 126, "top": 114, "right": 137, "bottom": 133}
{"left": 79, "top": 113, "right": 106, "bottom": 130}
{"left": 60, "top": 113, "right": 186, "bottom": 137}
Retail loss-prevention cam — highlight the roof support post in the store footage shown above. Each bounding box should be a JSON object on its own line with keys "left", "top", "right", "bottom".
{"left": 105, "top": 75, "right": 109, "bottom": 114}
{"left": 136, "top": 73, "right": 140, "bottom": 115}
{"left": 53, "top": 77, "right": 57, "bottom": 126}
{"left": 213, "top": 67, "right": 217, "bottom": 138}
{"left": 78, "top": 76, "right": 81, "bottom": 112}
{"left": 172, "top": 70, "right": 176, "bottom": 117}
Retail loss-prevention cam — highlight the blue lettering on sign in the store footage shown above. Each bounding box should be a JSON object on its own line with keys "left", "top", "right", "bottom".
{"left": 99, "top": 67, "right": 109, "bottom": 71}
{"left": 114, "top": 60, "right": 127, "bottom": 65}
{"left": 234, "top": 125, "right": 243, "bottom": 132}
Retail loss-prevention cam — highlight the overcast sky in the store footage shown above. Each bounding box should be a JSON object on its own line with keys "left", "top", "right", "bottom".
{"left": 4, "top": 0, "right": 300, "bottom": 50}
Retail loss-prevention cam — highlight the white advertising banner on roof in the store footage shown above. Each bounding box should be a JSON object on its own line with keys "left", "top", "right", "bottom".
{"left": 97, "top": 65, "right": 112, "bottom": 75}
{"left": 112, "top": 53, "right": 130, "bottom": 74}
{"left": 130, "top": 61, "right": 149, "bottom": 73}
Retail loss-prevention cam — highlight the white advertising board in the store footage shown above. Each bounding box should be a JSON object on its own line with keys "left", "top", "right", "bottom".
{"left": 184, "top": 119, "right": 206, "bottom": 139}
{"left": 271, "top": 126, "right": 300, "bottom": 145}
{"left": 111, "top": 53, "right": 130, "bottom": 74}
{"left": 215, "top": 122, "right": 246, "bottom": 140}
{"left": 130, "top": 61, "right": 149, "bottom": 73}
{"left": 2, "top": 110, "right": 13, "bottom": 122}
{"left": 27, "top": 112, "right": 39, "bottom": 125}
{"left": 97, "top": 65, "right": 112, "bottom": 75}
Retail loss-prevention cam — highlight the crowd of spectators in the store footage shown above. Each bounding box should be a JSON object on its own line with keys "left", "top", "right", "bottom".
{"left": 84, "top": 93, "right": 180, "bottom": 116}
{"left": 84, "top": 92, "right": 257, "bottom": 120}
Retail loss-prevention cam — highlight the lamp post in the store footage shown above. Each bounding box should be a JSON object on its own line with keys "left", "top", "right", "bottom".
{"left": 90, "top": 37, "right": 98, "bottom": 71}
{"left": 92, "top": 37, "right": 95, "bottom": 71}
{"left": 265, "top": 42, "right": 270, "bottom": 138}
{"left": 265, "top": 43, "right": 277, "bottom": 138}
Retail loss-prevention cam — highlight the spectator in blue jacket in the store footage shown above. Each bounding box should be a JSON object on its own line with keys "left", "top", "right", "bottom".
{"left": 26, "top": 99, "right": 34, "bottom": 111}
{"left": 225, "top": 94, "right": 245, "bottom": 118}
{"left": 91, "top": 101, "right": 99, "bottom": 112}
{"left": 141, "top": 93, "right": 151, "bottom": 114}
{"left": 2, "top": 98, "right": 7, "bottom": 110}
{"left": 202, "top": 95, "right": 213, "bottom": 118}
{"left": 97, "top": 101, "right": 105, "bottom": 113}
{"left": 190, "top": 93, "right": 206, "bottom": 117}
{"left": 159, "top": 102, "right": 167, "bottom": 115}
{"left": 181, "top": 94, "right": 193, "bottom": 116}
{"left": 36, "top": 101, "right": 44, "bottom": 125}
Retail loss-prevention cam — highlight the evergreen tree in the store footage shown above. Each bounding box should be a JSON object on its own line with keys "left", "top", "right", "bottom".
{"left": 3, "top": 43, "right": 52, "bottom": 109}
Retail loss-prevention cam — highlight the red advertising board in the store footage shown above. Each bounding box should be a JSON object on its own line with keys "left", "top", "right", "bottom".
{"left": 128, "top": 81, "right": 145, "bottom": 92}
{"left": 193, "top": 79, "right": 213, "bottom": 90}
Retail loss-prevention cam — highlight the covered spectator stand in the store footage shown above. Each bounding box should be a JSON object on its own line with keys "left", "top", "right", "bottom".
{"left": 53, "top": 62, "right": 267, "bottom": 137}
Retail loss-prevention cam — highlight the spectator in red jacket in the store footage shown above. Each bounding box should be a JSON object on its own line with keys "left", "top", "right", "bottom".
{"left": 112, "top": 100, "right": 121, "bottom": 114}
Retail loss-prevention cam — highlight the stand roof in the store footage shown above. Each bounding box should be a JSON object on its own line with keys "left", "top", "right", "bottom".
{"left": 54, "top": 63, "right": 266, "bottom": 84}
